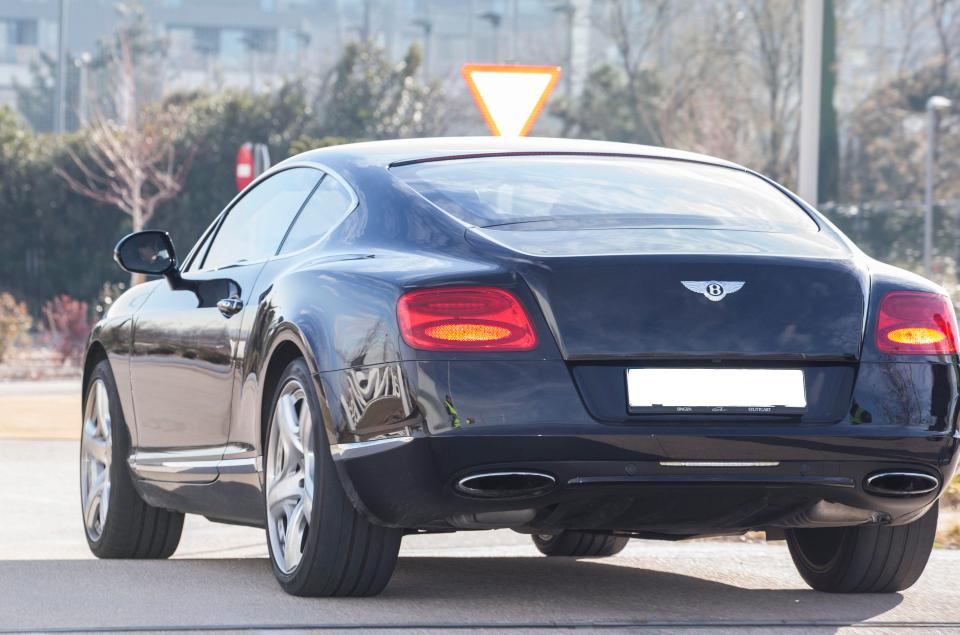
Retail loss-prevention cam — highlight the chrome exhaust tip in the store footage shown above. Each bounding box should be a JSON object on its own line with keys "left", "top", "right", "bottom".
{"left": 455, "top": 471, "right": 556, "bottom": 499}
{"left": 864, "top": 471, "right": 940, "bottom": 497}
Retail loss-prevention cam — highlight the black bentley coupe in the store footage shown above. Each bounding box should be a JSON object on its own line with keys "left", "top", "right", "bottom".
{"left": 81, "top": 137, "right": 958, "bottom": 596}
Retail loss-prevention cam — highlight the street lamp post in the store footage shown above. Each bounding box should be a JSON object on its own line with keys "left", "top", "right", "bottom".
{"left": 552, "top": 2, "right": 575, "bottom": 98}
{"left": 479, "top": 11, "right": 502, "bottom": 63}
{"left": 55, "top": 0, "right": 69, "bottom": 133}
{"left": 923, "top": 95, "right": 952, "bottom": 278}
{"left": 74, "top": 51, "right": 92, "bottom": 126}
{"left": 411, "top": 18, "right": 432, "bottom": 79}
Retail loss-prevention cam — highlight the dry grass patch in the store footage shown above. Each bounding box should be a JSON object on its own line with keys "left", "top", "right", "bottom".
{"left": 0, "top": 392, "right": 79, "bottom": 440}
{"left": 937, "top": 521, "right": 960, "bottom": 549}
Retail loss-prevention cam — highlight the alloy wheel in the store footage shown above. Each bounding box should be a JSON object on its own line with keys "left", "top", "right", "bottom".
{"left": 80, "top": 379, "right": 112, "bottom": 541}
{"left": 266, "top": 380, "right": 316, "bottom": 574}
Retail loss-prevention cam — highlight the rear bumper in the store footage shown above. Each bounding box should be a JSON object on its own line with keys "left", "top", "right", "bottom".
{"left": 333, "top": 429, "right": 959, "bottom": 534}
{"left": 318, "top": 358, "right": 960, "bottom": 535}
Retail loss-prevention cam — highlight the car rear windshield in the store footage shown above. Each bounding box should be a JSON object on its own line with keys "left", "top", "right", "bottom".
{"left": 392, "top": 155, "right": 818, "bottom": 233}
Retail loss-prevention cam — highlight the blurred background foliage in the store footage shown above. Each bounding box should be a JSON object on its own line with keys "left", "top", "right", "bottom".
{"left": 0, "top": 37, "right": 444, "bottom": 316}
{"left": 0, "top": 0, "right": 958, "bottom": 329}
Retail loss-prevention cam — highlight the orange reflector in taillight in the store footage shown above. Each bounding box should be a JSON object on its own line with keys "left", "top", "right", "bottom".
{"left": 424, "top": 323, "right": 512, "bottom": 342}
{"left": 885, "top": 327, "right": 946, "bottom": 345}
{"left": 397, "top": 286, "right": 537, "bottom": 351}
{"left": 876, "top": 291, "right": 958, "bottom": 354}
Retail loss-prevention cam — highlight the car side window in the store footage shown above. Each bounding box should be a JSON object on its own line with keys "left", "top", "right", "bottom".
{"left": 200, "top": 167, "right": 321, "bottom": 270}
{"left": 182, "top": 222, "right": 218, "bottom": 273}
{"left": 277, "top": 175, "right": 355, "bottom": 255}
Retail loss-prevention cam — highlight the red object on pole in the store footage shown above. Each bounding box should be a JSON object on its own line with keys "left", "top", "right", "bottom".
{"left": 236, "top": 143, "right": 255, "bottom": 192}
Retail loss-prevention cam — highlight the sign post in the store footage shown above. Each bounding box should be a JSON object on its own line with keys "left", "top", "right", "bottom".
{"left": 235, "top": 142, "right": 271, "bottom": 191}
{"left": 461, "top": 64, "right": 561, "bottom": 137}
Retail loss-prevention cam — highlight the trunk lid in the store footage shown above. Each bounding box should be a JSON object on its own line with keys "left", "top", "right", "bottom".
{"left": 466, "top": 226, "right": 867, "bottom": 361}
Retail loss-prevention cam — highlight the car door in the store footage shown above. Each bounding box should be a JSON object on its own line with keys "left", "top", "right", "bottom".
{"left": 225, "top": 171, "right": 359, "bottom": 453}
{"left": 128, "top": 168, "right": 323, "bottom": 481}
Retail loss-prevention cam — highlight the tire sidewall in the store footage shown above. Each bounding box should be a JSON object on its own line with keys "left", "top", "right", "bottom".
{"left": 82, "top": 360, "right": 133, "bottom": 554}
{"left": 532, "top": 533, "right": 561, "bottom": 554}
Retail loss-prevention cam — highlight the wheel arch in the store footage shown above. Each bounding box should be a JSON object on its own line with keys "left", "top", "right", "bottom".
{"left": 258, "top": 327, "right": 325, "bottom": 456}
{"left": 82, "top": 340, "right": 109, "bottom": 394}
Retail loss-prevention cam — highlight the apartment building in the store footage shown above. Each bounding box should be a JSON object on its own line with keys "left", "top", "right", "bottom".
{"left": 0, "top": 0, "right": 592, "bottom": 131}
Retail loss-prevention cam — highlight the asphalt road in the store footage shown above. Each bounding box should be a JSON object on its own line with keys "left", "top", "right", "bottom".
{"left": 2, "top": 439, "right": 959, "bottom": 633}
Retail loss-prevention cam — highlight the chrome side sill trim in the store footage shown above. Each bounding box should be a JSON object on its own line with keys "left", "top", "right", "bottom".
{"left": 659, "top": 461, "right": 781, "bottom": 468}
{"left": 129, "top": 444, "right": 259, "bottom": 482}
{"left": 330, "top": 436, "right": 413, "bottom": 459}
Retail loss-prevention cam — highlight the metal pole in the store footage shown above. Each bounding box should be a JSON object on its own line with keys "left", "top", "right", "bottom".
{"left": 510, "top": 0, "right": 518, "bottom": 63}
{"left": 412, "top": 18, "right": 432, "bottom": 79}
{"left": 925, "top": 108, "right": 936, "bottom": 277}
{"left": 479, "top": 11, "right": 502, "bottom": 63}
{"left": 467, "top": 0, "right": 475, "bottom": 60}
{"left": 565, "top": 7, "right": 574, "bottom": 98}
{"left": 422, "top": 20, "right": 432, "bottom": 79}
{"left": 798, "top": 0, "right": 823, "bottom": 204}
{"left": 76, "top": 53, "right": 89, "bottom": 125}
{"left": 55, "top": 0, "right": 68, "bottom": 133}
{"left": 924, "top": 96, "right": 952, "bottom": 278}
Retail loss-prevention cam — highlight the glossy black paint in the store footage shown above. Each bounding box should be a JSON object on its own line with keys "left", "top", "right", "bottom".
{"left": 114, "top": 230, "right": 177, "bottom": 276}
{"left": 84, "top": 137, "right": 960, "bottom": 536}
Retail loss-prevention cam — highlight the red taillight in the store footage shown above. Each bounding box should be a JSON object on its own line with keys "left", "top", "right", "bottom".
{"left": 397, "top": 286, "right": 537, "bottom": 351}
{"left": 876, "top": 291, "right": 959, "bottom": 354}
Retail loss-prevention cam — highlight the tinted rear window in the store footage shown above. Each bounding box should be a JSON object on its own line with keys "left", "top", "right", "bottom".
{"left": 392, "top": 156, "right": 817, "bottom": 232}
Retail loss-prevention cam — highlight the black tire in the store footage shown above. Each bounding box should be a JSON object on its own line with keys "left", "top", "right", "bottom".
{"left": 533, "top": 531, "right": 629, "bottom": 557}
{"left": 82, "top": 359, "right": 184, "bottom": 559}
{"left": 265, "top": 359, "right": 402, "bottom": 597}
{"left": 786, "top": 502, "right": 939, "bottom": 593}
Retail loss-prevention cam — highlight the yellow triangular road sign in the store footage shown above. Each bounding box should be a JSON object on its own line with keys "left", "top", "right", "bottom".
{"left": 461, "top": 64, "right": 562, "bottom": 137}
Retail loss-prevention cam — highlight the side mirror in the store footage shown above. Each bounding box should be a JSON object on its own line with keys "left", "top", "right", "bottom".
{"left": 113, "top": 231, "right": 218, "bottom": 300}
{"left": 114, "top": 231, "right": 177, "bottom": 276}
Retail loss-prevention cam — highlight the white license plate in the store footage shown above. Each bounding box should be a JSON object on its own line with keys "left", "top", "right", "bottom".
{"left": 626, "top": 368, "right": 806, "bottom": 414}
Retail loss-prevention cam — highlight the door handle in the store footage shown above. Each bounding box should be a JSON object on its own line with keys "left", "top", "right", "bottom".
{"left": 217, "top": 297, "right": 243, "bottom": 317}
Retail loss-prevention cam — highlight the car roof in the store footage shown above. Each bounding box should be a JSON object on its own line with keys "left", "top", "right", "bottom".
{"left": 290, "top": 137, "right": 745, "bottom": 172}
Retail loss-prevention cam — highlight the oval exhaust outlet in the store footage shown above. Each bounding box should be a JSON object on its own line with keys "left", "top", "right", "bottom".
{"left": 864, "top": 471, "right": 940, "bottom": 497}
{"left": 455, "top": 471, "right": 556, "bottom": 499}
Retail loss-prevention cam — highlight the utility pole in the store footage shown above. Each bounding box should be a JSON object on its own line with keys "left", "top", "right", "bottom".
{"left": 924, "top": 95, "right": 952, "bottom": 278}
{"left": 798, "top": 0, "right": 823, "bottom": 205}
{"left": 55, "top": 0, "right": 69, "bottom": 133}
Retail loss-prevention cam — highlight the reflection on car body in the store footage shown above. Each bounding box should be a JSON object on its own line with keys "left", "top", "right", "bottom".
{"left": 80, "top": 138, "right": 959, "bottom": 597}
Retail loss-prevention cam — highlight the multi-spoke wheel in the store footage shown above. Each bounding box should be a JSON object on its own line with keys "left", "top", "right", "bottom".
{"left": 81, "top": 379, "right": 112, "bottom": 542}
{"left": 266, "top": 380, "right": 315, "bottom": 573}
{"left": 264, "top": 358, "right": 402, "bottom": 596}
{"left": 81, "top": 359, "right": 184, "bottom": 558}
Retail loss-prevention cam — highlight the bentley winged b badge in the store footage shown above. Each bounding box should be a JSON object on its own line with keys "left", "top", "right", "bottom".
{"left": 681, "top": 280, "right": 745, "bottom": 302}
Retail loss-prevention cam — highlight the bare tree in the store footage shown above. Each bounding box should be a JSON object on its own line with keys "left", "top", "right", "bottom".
{"left": 927, "top": 0, "right": 960, "bottom": 86}
{"left": 593, "top": 0, "right": 671, "bottom": 145}
{"left": 57, "top": 5, "right": 195, "bottom": 284}
{"left": 739, "top": 0, "right": 802, "bottom": 183}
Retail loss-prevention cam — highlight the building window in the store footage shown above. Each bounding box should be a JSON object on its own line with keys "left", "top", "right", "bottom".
{"left": 243, "top": 28, "right": 277, "bottom": 54}
{"left": 194, "top": 27, "right": 220, "bottom": 56}
{"left": 11, "top": 19, "right": 38, "bottom": 46}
